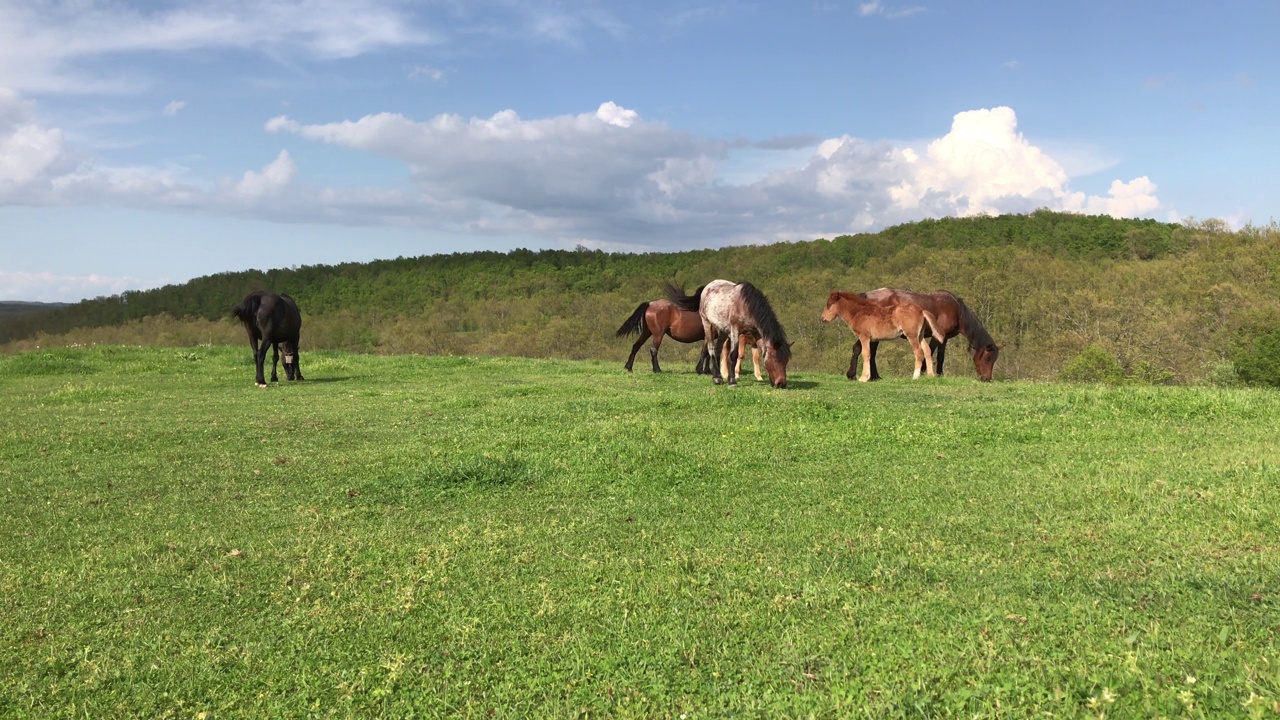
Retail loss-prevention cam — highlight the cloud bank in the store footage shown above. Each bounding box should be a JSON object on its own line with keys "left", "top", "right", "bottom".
{"left": 1, "top": 88, "right": 1161, "bottom": 251}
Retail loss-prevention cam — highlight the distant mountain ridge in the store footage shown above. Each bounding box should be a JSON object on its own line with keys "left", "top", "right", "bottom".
{"left": 0, "top": 301, "right": 69, "bottom": 316}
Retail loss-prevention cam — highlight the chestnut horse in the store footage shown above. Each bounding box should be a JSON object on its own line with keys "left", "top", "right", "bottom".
{"left": 848, "top": 288, "right": 1000, "bottom": 382}
{"left": 232, "top": 291, "right": 304, "bottom": 387}
{"left": 615, "top": 299, "right": 762, "bottom": 378}
{"left": 667, "top": 280, "right": 791, "bottom": 388}
{"left": 821, "top": 291, "right": 940, "bottom": 382}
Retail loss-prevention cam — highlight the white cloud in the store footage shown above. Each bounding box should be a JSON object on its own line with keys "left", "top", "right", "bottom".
{"left": 230, "top": 150, "right": 296, "bottom": 200}
{"left": 0, "top": 1, "right": 436, "bottom": 94}
{"left": 0, "top": 270, "right": 164, "bottom": 303}
{"left": 408, "top": 65, "right": 445, "bottom": 81}
{"left": 163, "top": 100, "right": 187, "bottom": 116}
{"left": 1, "top": 88, "right": 1165, "bottom": 250}
{"left": 0, "top": 88, "right": 73, "bottom": 198}
{"left": 858, "top": 2, "right": 926, "bottom": 19}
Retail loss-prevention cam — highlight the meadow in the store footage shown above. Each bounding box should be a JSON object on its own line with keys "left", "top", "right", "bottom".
{"left": 2, "top": 345, "right": 1278, "bottom": 718}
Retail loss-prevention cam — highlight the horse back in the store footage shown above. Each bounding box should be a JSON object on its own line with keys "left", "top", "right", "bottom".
{"left": 647, "top": 300, "right": 706, "bottom": 343}
{"left": 867, "top": 288, "right": 961, "bottom": 340}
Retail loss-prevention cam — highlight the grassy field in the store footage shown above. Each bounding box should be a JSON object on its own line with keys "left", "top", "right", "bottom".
{"left": 2, "top": 345, "right": 1278, "bottom": 718}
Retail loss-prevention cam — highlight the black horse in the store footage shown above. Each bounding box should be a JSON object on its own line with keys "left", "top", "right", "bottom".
{"left": 232, "top": 291, "right": 304, "bottom": 387}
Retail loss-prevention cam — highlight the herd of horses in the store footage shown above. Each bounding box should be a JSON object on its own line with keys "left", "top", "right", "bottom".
{"left": 616, "top": 281, "right": 1000, "bottom": 388}
{"left": 232, "top": 282, "right": 1000, "bottom": 388}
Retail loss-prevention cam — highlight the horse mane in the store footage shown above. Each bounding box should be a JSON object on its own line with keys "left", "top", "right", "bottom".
{"left": 664, "top": 282, "right": 704, "bottom": 313}
{"left": 953, "top": 293, "right": 996, "bottom": 351}
{"left": 738, "top": 282, "right": 791, "bottom": 362}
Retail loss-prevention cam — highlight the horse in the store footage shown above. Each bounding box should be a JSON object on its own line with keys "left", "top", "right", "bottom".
{"left": 666, "top": 280, "right": 791, "bottom": 388}
{"left": 846, "top": 288, "right": 1000, "bottom": 382}
{"left": 231, "top": 291, "right": 304, "bottom": 387}
{"left": 615, "top": 299, "right": 710, "bottom": 374}
{"left": 821, "top": 291, "right": 941, "bottom": 382}
{"left": 615, "top": 299, "right": 763, "bottom": 379}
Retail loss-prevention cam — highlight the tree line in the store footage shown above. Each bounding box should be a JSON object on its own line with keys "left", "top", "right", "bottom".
{"left": 4, "top": 210, "right": 1278, "bottom": 385}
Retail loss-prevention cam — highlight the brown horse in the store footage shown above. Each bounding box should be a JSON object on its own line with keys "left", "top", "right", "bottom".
{"left": 667, "top": 280, "right": 791, "bottom": 388}
{"left": 849, "top": 288, "right": 1000, "bottom": 382}
{"left": 616, "top": 299, "right": 761, "bottom": 377}
{"left": 821, "top": 291, "right": 940, "bottom": 382}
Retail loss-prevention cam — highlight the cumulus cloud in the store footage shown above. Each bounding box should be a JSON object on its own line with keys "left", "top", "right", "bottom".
{"left": 2, "top": 86, "right": 1164, "bottom": 250}
{"left": 259, "top": 101, "right": 1160, "bottom": 248}
{"left": 0, "top": 88, "right": 74, "bottom": 200}
{"left": 230, "top": 150, "right": 296, "bottom": 200}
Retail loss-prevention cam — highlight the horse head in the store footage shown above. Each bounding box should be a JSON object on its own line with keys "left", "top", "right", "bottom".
{"left": 820, "top": 292, "right": 842, "bottom": 323}
{"left": 974, "top": 344, "right": 1001, "bottom": 382}
{"left": 762, "top": 339, "right": 792, "bottom": 389}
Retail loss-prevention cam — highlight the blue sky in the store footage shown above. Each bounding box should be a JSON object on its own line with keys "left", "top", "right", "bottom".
{"left": 1, "top": 1, "right": 1275, "bottom": 302}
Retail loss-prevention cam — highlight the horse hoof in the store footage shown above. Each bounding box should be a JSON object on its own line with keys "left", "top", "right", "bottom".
{"left": 713, "top": 377, "right": 723, "bottom": 385}
{"left": 256, "top": 383, "right": 268, "bottom": 388}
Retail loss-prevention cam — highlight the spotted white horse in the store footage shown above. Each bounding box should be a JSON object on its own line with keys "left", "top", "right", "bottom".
{"left": 666, "top": 279, "right": 791, "bottom": 388}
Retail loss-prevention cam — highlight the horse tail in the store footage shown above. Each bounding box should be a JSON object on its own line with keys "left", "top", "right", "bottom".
{"left": 615, "top": 302, "right": 649, "bottom": 337}
{"left": 664, "top": 282, "right": 703, "bottom": 313}
{"left": 231, "top": 291, "right": 263, "bottom": 330}
{"left": 921, "top": 309, "right": 942, "bottom": 340}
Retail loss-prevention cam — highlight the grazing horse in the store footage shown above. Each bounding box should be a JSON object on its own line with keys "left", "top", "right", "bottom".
{"left": 615, "top": 299, "right": 762, "bottom": 378}
{"left": 848, "top": 289, "right": 1000, "bottom": 382}
{"left": 821, "top": 291, "right": 940, "bottom": 382}
{"left": 667, "top": 280, "right": 791, "bottom": 388}
{"left": 231, "top": 291, "right": 304, "bottom": 387}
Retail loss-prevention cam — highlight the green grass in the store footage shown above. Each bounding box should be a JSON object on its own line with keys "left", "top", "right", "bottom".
{"left": 2, "top": 346, "right": 1279, "bottom": 718}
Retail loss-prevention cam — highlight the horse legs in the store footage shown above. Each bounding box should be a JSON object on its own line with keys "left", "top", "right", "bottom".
{"left": 624, "top": 328, "right": 652, "bottom": 372}
{"left": 708, "top": 331, "right": 726, "bottom": 385}
{"left": 727, "top": 335, "right": 747, "bottom": 386}
{"left": 696, "top": 345, "right": 711, "bottom": 375}
{"left": 932, "top": 338, "right": 947, "bottom": 376}
{"left": 732, "top": 345, "right": 761, "bottom": 381}
{"left": 648, "top": 333, "right": 664, "bottom": 373}
{"left": 921, "top": 338, "right": 936, "bottom": 377}
{"left": 282, "top": 343, "right": 303, "bottom": 381}
{"left": 253, "top": 339, "right": 270, "bottom": 387}
{"left": 909, "top": 336, "right": 930, "bottom": 379}
{"left": 848, "top": 340, "right": 882, "bottom": 380}
{"left": 858, "top": 337, "right": 876, "bottom": 382}
{"left": 269, "top": 343, "right": 281, "bottom": 383}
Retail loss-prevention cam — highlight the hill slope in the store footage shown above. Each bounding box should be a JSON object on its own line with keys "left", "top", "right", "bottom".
{"left": 3, "top": 212, "right": 1276, "bottom": 383}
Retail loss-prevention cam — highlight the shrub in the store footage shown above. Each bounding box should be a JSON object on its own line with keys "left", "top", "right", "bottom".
{"left": 1128, "top": 360, "right": 1175, "bottom": 386}
{"left": 1058, "top": 345, "right": 1125, "bottom": 384}
{"left": 1230, "top": 329, "right": 1280, "bottom": 388}
{"left": 1202, "top": 360, "right": 1242, "bottom": 388}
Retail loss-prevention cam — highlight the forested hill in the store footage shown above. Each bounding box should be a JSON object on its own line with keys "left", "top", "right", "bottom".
{"left": 4, "top": 211, "right": 1278, "bottom": 385}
